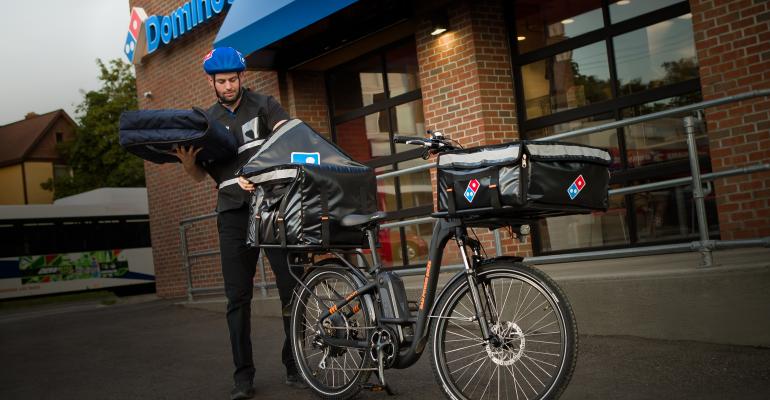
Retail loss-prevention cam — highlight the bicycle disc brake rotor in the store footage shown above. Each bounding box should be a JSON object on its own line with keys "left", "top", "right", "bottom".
{"left": 485, "top": 321, "right": 525, "bottom": 366}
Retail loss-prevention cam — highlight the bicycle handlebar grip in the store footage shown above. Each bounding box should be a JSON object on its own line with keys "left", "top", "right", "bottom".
{"left": 393, "top": 135, "right": 427, "bottom": 144}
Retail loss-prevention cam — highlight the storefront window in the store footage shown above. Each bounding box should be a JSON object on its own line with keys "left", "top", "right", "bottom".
{"left": 537, "top": 192, "right": 629, "bottom": 252}
{"left": 515, "top": 0, "right": 604, "bottom": 54}
{"left": 526, "top": 113, "right": 620, "bottom": 167}
{"left": 329, "top": 54, "right": 384, "bottom": 117}
{"left": 328, "top": 39, "right": 427, "bottom": 267}
{"left": 334, "top": 117, "right": 379, "bottom": 162}
{"left": 610, "top": 0, "right": 684, "bottom": 23}
{"left": 386, "top": 42, "right": 420, "bottom": 98}
{"left": 622, "top": 94, "right": 705, "bottom": 169}
{"left": 511, "top": 0, "right": 705, "bottom": 254}
{"left": 614, "top": 17, "right": 698, "bottom": 96}
{"left": 522, "top": 41, "right": 612, "bottom": 119}
{"left": 631, "top": 178, "right": 719, "bottom": 243}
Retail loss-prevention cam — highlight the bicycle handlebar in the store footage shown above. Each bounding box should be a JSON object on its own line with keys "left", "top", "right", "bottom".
{"left": 393, "top": 132, "right": 458, "bottom": 152}
{"left": 393, "top": 135, "right": 427, "bottom": 144}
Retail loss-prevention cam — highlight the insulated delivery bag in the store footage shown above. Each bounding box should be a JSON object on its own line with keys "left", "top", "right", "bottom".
{"left": 239, "top": 119, "right": 377, "bottom": 248}
{"left": 437, "top": 141, "right": 612, "bottom": 219}
{"left": 118, "top": 107, "right": 236, "bottom": 164}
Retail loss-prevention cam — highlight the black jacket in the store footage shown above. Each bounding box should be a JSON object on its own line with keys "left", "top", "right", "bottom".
{"left": 203, "top": 89, "right": 289, "bottom": 212}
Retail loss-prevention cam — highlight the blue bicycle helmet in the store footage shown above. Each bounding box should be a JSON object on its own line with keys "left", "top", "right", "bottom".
{"left": 202, "top": 47, "right": 246, "bottom": 74}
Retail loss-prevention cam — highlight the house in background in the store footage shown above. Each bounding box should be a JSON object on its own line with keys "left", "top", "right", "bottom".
{"left": 0, "top": 110, "right": 77, "bottom": 204}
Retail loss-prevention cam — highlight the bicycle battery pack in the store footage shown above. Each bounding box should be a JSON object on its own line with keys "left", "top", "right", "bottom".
{"left": 377, "top": 271, "right": 410, "bottom": 337}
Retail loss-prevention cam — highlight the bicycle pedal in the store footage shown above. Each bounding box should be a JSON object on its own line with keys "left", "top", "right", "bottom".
{"left": 362, "top": 383, "right": 395, "bottom": 395}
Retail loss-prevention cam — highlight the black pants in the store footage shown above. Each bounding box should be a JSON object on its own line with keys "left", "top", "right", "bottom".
{"left": 217, "top": 207, "right": 300, "bottom": 385}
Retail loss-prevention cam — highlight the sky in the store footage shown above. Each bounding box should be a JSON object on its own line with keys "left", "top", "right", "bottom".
{"left": 0, "top": 0, "right": 130, "bottom": 126}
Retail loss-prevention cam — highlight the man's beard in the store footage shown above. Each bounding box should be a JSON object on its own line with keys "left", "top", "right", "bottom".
{"left": 217, "top": 87, "right": 242, "bottom": 106}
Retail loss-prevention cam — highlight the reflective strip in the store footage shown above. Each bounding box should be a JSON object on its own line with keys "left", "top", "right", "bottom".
{"left": 237, "top": 139, "right": 264, "bottom": 154}
{"left": 258, "top": 119, "right": 302, "bottom": 150}
{"left": 439, "top": 145, "right": 521, "bottom": 167}
{"left": 244, "top": 119, "right": 302, "bottom": 165}
{"left": 218, "top": 177, "right": 240, "bottom": 189}
{"left": 527, "top": 143, "right": 611, "bottom": 162}
{"left": 247, "top": 168, "right": 298, "bottom": 184}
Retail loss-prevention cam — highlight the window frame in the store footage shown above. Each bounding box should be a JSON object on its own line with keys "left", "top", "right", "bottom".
{"left": 507, "top": 0, "right": 713, "bottom": 254}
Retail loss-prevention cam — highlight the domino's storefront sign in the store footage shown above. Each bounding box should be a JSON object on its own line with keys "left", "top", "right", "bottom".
{"left": 124, "top": 0, "right": 234, "bottom": 64}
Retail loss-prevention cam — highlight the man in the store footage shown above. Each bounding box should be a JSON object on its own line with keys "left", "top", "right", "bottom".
{"left": 174, "top": 47, "right": 305, "bottom": 400}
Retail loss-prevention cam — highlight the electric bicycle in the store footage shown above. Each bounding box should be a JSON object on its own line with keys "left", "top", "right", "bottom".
{"left": 286, "top": 132, "right": 579, "bottom": 400}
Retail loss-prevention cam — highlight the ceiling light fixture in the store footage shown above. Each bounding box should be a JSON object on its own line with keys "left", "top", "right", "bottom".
{"left": 431, "top": 13, "right": 449, "bottom": 36}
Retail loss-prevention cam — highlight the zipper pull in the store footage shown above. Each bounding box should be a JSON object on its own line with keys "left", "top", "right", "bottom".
{"left": 521, "top": 153, "right": 528, "bottom": 168}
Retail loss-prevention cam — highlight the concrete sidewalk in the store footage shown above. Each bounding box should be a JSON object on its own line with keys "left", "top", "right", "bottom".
{"left": 184, "top": 247, "right": 770, "bottom": 346}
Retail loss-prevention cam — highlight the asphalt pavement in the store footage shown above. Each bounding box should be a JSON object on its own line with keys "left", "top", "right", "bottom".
{"left": 1, "top": 298, "right": 768, "bottom": 400}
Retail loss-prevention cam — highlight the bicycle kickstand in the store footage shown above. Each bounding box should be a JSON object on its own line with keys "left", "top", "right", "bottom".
{"left": 363, "top": 345, "right": 395, "bottom": 395}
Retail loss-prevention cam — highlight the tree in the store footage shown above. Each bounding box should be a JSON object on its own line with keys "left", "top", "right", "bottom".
{"left": 44, "top": 59, "right": 144, "bottom": 198}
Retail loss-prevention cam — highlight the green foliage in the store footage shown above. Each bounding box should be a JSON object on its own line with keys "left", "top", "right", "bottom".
{"left": 43, "top": 59, "right": 144, "bottom": 199}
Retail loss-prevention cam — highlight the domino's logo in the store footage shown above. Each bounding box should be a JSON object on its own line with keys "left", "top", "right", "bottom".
{"left": 464, "top": 179, "right": 480, "bottom": 203}
{"left": 567, "top": 175, "right": 586, "bottom": 200}
{"left": 291, "top": 152, "right": 321, "bottom": 165}
{"left": 124, "top": 8, "right": 148, "bottom": 64}
{"left": 123, "top": 1, "right": 234, "bottom": 65}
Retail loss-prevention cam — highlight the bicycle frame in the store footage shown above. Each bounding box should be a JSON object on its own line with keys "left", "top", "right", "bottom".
{"left": 300, "top": 217, "right": 495, "bottom": 370}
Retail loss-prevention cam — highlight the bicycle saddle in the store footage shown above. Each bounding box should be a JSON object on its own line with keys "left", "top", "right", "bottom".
{"left": 340, "top": 211, "right": 387, "bottom": 227}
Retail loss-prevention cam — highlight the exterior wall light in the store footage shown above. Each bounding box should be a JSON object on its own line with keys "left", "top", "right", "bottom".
{"left": 431, "top": 13, "right": 449, "bottom": 36}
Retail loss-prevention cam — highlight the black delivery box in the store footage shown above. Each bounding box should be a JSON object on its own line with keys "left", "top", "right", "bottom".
{"left": 239, "top": 119, "right": 377, "bottom": 248}
{"left": 437, "top": 141, "right": 612, "bottom": 220}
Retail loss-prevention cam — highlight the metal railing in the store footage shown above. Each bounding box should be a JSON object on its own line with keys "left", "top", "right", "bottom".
{"left": 179, "top": 212, "right": 276, "bottom": 302}
{"left": 179, "top": 89, "right": 770, "bottom": 298}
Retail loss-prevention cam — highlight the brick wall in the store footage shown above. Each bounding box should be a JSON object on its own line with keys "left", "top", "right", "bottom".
{"left": 287, "top": 71, "right": 331, "bottom": 137}
{"left": 690, "top": 0, "right": 770, "bottom": 240}
{"left": 415, "top": 0, "right": 530, "bottom": 258}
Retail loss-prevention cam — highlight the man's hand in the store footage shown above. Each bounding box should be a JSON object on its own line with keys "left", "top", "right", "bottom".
{"left": 238, "top": 176, "right": 255, "bottom": 192}
{"left": 174, "top": 145, "right": 207, "bottom": 182}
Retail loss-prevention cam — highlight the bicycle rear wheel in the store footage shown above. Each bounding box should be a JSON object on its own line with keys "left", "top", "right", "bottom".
{"left": 431, "top": 261, "right": 577, "bottom": 400}
{"left": 290, "top": 266, "right": 373, "bottom": 400}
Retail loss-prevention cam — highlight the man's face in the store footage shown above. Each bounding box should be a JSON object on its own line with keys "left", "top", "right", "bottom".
{"left": 208, "top": 72, "right": 242, "bottom": 105}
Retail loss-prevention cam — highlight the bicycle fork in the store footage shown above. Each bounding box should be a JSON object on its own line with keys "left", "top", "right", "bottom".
{"left": 455, "top": 229, "right": 498, "bottom": 346}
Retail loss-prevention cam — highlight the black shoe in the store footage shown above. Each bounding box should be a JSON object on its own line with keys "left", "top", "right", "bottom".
{"left": 230, "top": 383, "right": 255, "bottom": 400}
{"left": 285, "top": 371, "right": 308, "bottom": 389}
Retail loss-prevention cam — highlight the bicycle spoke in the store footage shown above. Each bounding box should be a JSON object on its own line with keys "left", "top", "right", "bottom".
{"left": 446, "top": 348, "right": 488, "bottom": 365}
{"left": 524, "top": 319, "right": 558, "bottom": 336}
{"left": 498, "top": 278, "right": 516, "bottom": 319}
{"left": 448, "top": 320, "right": 481, "bottom": 339}
{"left": 515, "top": 299, "right": 549, "bottom": 324}
{"left": 446, "top": 325, "right": 482, "bottom": 342}
{"left": 522, "top": 353, "right": 557, "bottom": 371}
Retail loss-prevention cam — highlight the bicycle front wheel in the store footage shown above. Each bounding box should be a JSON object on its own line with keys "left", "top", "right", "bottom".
{"left": 431, "top": 261, "right": 577, "bottom": 400}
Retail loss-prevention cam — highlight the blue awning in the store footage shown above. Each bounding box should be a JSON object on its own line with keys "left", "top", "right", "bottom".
{"left": 214, "top": 0, "right": 359, "bottom": 57}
